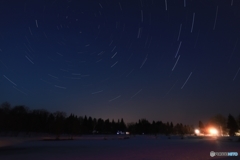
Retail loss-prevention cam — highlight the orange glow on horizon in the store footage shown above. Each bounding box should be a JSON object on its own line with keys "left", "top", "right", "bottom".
{"left": 209, "top": 128, "right": 218, "bottom": 135}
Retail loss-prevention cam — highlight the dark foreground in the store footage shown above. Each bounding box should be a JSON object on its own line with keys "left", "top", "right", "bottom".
{"left": 0, "top": 135, "right": 240, "bottom": 160}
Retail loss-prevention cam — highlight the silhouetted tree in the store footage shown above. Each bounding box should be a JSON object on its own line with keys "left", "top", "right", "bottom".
{"left": 127, "top": 122, "right": 136, "bottom": 134}
{"left": 174, "top": 123, "right": 180, "bottom": 135}
{"left": 136, "top": 119, "right": 151, "bottom": 134}
{"left": 82, "top": 115, "right": 88, "bottom": 134}
{"left": 78, "top": 116, "right": 84, "bottom": 134}
{"left": 169, "top": 122, "right": 174, "bottom": 134}
{"left": 165, "top": 122, "right": 170, "bottom": 136}
{"left": 92, "top": 118, "right": 97, "bottom": 133}
{"left": 65, "top": 114, "right": 80, "bottom": 139}
{"left": 179, "top": 123, "right": 184, "bottom": 135}
{"left": 185, "top": 125, "right": 194, "bottom": 134}
{"left": 209, "top": 114, "right": 227, "bottom": 135}
{"left": 81, "top": 115, "right": 94, "bottom": 134}
{"left": 96, "top": 118, "right": 104, "bottom": 133}
{"left": 227, "top": 114, "right": 239, "bottom": 136}
{"left": 53, "top": 111, "right": 66, "bottom": 139}
{"left": 104, "top": 119, "right": 111, "bottom": 133}
{"left": 183, "top": 125, "right": 189, "bottom": 135}
{"left": 237, "top": 114, "right": 240, "bottom": 129}
{"left": 198, "top": 120, "right": 205, "bottom": 134}
{"left": 0, "top": 102, "right": 11, "bottom": 133}
{"left": 10, "top": 105, "right": 29, "bottom": 136}
{"left": 199, "top": 121, "right": 204, "bottom": 129}
{"left": 47, "top": 113, "right": 55, "bottom": 134}
{"left": 156, "top": 121, "right": 164, "bottom": 134}
{"left": 29, "top": 109, "right": 49, "bottom": 134}
{"left": 151, "top": 121, "right": 158, "bottom": 135}
{"left": 111, "top": 119, "right": 117, "bottom": 133}
{"left": 119, "top": 118, "right": 126, "bottom": 131}
{"left": 87, "top": 116, "right": 94, "bottom": 133}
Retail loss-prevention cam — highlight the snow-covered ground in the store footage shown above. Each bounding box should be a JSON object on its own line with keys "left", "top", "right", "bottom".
{"left": 0, "top": 135, "right": 239, "bottom": 160}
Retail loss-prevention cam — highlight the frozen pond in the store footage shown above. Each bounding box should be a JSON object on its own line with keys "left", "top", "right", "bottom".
{"left": 0, "top": 135, "right": 240, "bottom": 160}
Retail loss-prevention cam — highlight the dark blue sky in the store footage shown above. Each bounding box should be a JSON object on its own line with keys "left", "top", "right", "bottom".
{"left": 1, "top": 0, "right": 240, "bottom": 125}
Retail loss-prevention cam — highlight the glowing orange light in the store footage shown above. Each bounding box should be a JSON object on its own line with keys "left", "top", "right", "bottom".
{"left": 209, "top": 128, "right": 218, "bottom": 135}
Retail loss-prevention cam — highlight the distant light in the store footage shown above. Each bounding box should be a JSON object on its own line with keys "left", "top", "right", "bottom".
{"left": 195, "top": 129, "right": 200, "bottom": 134}
{"left": 117, "top": 131, "right": 125, "bottom": 135}
{"left": 126, "top": 132, "right": 130, "bottom": 135}
{"left": 209, "top": 128, "right": 218, "bottom": 135}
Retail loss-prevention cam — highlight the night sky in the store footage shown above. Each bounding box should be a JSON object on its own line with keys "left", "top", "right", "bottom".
{"left": 1, "top": 0, "right": 240, "bottom": 125}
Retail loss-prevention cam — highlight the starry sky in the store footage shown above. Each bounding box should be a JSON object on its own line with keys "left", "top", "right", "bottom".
{"left": 0, "top": 0, "right": 240, "bottom": 125}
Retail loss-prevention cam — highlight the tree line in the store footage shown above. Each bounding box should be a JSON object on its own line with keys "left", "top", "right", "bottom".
{"left": 0, "top": 102, "right": 127, "bottom": 139}
{"left": 0, "top": 102, "right": 239, "bottom": 139}
{"left": 0, "top": 102, "right": 194, "bottom": 138}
